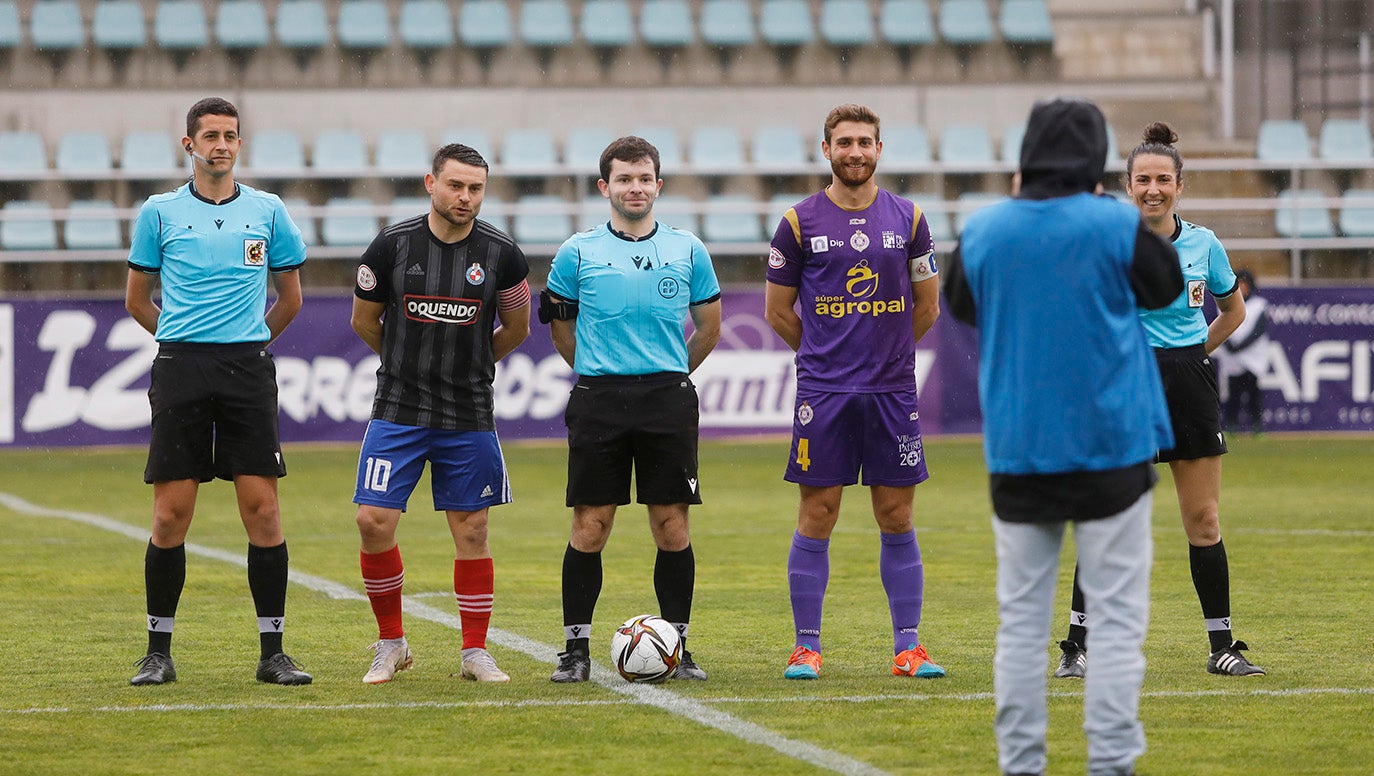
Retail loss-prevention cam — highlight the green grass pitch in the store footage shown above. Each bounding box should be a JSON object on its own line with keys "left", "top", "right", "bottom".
{"left": 1, "top": 436, "right": 1371, "bottom": 775}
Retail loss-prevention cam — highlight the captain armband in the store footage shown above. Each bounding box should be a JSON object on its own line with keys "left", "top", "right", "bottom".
{"left": 909, "top": 251, "right": 938, "bottom": 281}
{"left": 538, "top": 288, "right": 579, "bottom": 324}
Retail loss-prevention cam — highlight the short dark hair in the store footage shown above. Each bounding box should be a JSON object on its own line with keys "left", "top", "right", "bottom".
{"left": 824, "top": 103, "right": 881, "bottom": 144}
{"left": 186, "top": 97, "right": 239, "bottom": 138}
{"left": 1126, "top": 121, "right": 1183, "bottom": 180}
{"left": 432, "top": 143, "right": 489, "bottom": 175}
{"left": 599, "top": 136, "right": 660, "bottom": 181}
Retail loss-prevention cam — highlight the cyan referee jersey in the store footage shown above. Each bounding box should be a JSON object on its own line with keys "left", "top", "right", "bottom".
{"left": 546, "top": 222, "right": 720, "bottom": 377}
{"left": 1137, "top": 216, "right": 1237, "bottom": 349}
{"left": 128, "top": 182, "right": 307, "bottom": 343}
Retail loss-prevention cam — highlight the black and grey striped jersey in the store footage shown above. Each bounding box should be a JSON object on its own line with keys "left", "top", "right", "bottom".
{"left": 355, "top": 215, "right": 529, "bottom": 430}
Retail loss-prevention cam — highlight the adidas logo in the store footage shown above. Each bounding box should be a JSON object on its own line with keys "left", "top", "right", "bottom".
{"left": 407, "top": 263, "right": 424, "bottom": 275}
{"left": 480, "top": 485, "right": 493, "bottom": 497}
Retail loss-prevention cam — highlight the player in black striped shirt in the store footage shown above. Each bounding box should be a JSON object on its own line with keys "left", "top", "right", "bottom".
{"left": 349, "top": 143, "right": 531, "bottom": 684}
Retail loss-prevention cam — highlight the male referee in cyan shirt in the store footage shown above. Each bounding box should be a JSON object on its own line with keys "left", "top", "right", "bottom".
{"left": 125, "top": 97, "right": 311, "bottom": 686}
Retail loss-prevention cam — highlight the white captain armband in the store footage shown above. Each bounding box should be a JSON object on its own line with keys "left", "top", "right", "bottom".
{"left": 909, "top": 251, "right": 938, "bottom": 281}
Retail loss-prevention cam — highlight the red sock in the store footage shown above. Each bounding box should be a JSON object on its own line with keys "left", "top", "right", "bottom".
{"left": 361, "top": 545, "right": 405, "bottom": 640}
{"left": 455, "top": 557, "right": 494, "bottom": 650}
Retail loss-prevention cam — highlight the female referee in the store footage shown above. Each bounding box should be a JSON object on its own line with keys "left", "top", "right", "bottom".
{"left": 1055, "top": 121, "right": 1266, "bottom": 679}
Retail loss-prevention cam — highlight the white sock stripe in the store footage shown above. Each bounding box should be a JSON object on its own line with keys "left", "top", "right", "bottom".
{"left": 364, "top": 582, "right": 404, "bottom": 596}
{"left": 1204, "top": 617, "right": 1233, "bottom": 631}
{"left": 362, "top": 571, "right": 404, "bottom": 587}
{"left": 146, "top": 615, "right": 174, "bottom": 633}
{"left": 454, "top": 593, "right": 494, "bottom": 603}
{"left": 257, "top": 616, "right": 284, "bottom": 634}
{"left": 1068, "top": 609, "right": 1087, "bottom": 627}
{"left": 564, "top": 624, "right": 592, "bottom": 642}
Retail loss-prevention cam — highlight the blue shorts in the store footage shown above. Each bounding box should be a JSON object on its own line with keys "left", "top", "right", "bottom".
{"left": 354, "top": 419, "right": 512, "bottom": 512}
{"left": 784, "top": 388, "right": 931, "bottom": 488}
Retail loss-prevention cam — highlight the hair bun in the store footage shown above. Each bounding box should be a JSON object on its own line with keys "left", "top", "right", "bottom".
{"left": 1142, "top": 122, "right": 1179, "bottom": 146}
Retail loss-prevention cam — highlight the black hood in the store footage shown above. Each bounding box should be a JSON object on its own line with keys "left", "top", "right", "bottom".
{"left": 1018, "top": 97, "right": 1108, "bottom": 199}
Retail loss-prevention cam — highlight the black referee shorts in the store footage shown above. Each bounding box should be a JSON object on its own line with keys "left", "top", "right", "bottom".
{"left": 563, "top": 372, "right": 702, "bottom": 507}
{"left": 144, "top": 342, "right": 287, "bottom": 484}
{"left": 1155, "top": 344, "right": 1228, "bottom": 463}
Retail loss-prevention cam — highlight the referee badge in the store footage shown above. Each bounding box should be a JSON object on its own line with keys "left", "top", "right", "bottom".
{"left": 243, "top": 239, "right": 266, "bottom": 266}
{"left": 798, "top": 402, "right": 814, "bottom": 426}
{"left": 466, "top": 263, "right": 486, "bottom": 285}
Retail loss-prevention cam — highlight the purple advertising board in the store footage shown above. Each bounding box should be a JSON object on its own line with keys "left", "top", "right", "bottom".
{"left": 0, "top": 286, "right": 1369, "bottom": 448}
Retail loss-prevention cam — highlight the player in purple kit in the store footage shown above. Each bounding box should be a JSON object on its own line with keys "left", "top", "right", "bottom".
{"left": 764, "top": 104, "right": 944, "bottom": 680}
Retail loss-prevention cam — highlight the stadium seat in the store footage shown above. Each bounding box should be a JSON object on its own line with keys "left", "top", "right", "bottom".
{"left": 513, "top": 194, "right": 573, "bottom": 244}
{"left": 519, "top": 0, "right": 575, "bottom": 68}
{"left": 312, "top": 129, "right": 369, "bottom": 174}
{"left": 216, "top": 0, "right": 270, "bottom": 53}
{"left": 880, "top": 0, "right": 935, "bottom": 47}
{"left": 499, "top": 128, "right": 559, "bottom": 173}
{"left": 880, "top": 124, "right": 934, "bottom": 170}
{"left": 999, "top": 0, "right": 1053, "bottom": 44}
{"left": 55, "top": 131, "right": 114, "bottom": 176}
{"left": 30, "top": 0, "right": 85, "bottom": 53}
{"left": 752, "top": 125, "right": 811, "bottom": 172}
{"left": 699, "top": 0, "right": 755, "bottom": 69}
{"left": 0, "top": 131, "right": 49, "bottom": 177}
{"left": 337, "top": 0, "right": 392, "bottom": 58}
{"left": 1274, "top": 189, "right": 1334, "bottom": 238}
{"left": 92, "top": 0, "right": 147, "bottom": 52}
{"left": 905, "top": 196, "right": 954, "bottom": 243}
{"left": 282, "top": 198, "right": 318, "bottom": 246}
{"left": 766, "top": 192, "right": 801, "bottom": 231}
{"left": 1256, "top": 120, "right": 1313, "bottom": 163}
{"left": 1318, "top": 119, "right": 1373, "bottom": 162}
{"left": 628, "top": 126, "right": 684, "bottom": 171}
{"left": 938, "top": 123, "right": 995, "bottom": 167}
{"left": 821, "top": 0, "right": 875, "bottom": 47}
{"left": 154, "top": 0, "right": 208, "bottom": 68}
{"left": 441, "top": 128, "right": 496, "bottom": 164}
{"left": 247, "top": 129, "right": 307, "bottom": 174}
{"left": 386, "top": 196, "right": 431, "bottom": 225}
{"left": 321, "top": 197, "right": 380, "bottom": 246}
{"left": 398, "top": 0, "right": 454, "bottom": 53}
{"left": 459, "top": 0, "right": 513, "bottom": 73}
{"left": 63, "top": 200, "right": 123, "bottom": 250}
{"left": 1, "top": 201, "right": 58, "bottom": 251}
{"left": 760, "top": 0, "right": 814, "bottom": 70}
{"left": 701, "top": 194, "right": 763, "bottom": 243}
{"left": 564, "top": 126, "right": 617, "bottom": 175}
{"left": 954, "top": 191, "right": 1004, "bottom": 233}
{"left": 275, "top": 0, "right": 330, "bottom": 68}
{"left": 1000, "top": 122, "right": 1026, "bottom": 162}
{"left": 580, "top": 0, "right": 634, "bottom": 69}
{"left": 938, "top": 0, "right": 994, "bottom": 45}
{"left": 120, "top": 131, "right": 179, "bottom": 176}
{"left": 640, "top": 0, "right": 694, "bottom": 54}
{"left": 578, "top": 194, "right": 609, "bottom": 232}
{"left": 374, "top": 129, "right": 429, "bottom": 177}
{"left": 655, "top": 194, "right": 700, "bottom": 236}
{"left": 1338, "top": 189, "right": 1374, "bottom": 237}
{"left": 0, "top": 1, "right": 19, "bottom": 53}
{"left": 478, "top": 193, "right": 509, "bottom": 234}
{"left": 688, "top": 126, "right": 746, "bottom": 175}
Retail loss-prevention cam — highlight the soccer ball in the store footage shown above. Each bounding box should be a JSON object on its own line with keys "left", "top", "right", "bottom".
{"left": 610, "top": 614, "right": 681, "bottom": 683}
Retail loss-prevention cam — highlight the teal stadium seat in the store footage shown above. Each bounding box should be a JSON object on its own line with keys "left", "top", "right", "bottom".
{"left": 1274, "top": 189, "right": 1334, "bottom": 238}
{"left": 398, "top": 0, "right": 454, "bottom": 51}
{"left": 1338, "top": 189, "right": 1374, "bottom": 237}
{"left": 0, "top": 1, "right": 19, "bottom": 52}
{"left": 700, "top": 0, "right": 755, "bottom": 69}
{"left": 0, "top": 131, "right": 49, "bottom": 178}
{"left": 821, "top": 0, "right": 875, "bottom": 47}
{"left": 247, "top": 129, "right": 306, "bottom": 175}
{"left": 701, "top": 194, "right": 763, "bottom": 243}
{"left": 282, "top": 198, "right": 318, "bottom": 246}
{"left": 55, "top": 131, "right": 113, "bottom": 176}
{"left": 275, "top": 0, "right": 330, "bottom": 67}
{"left": 760, "top": 0, "right": 813, "bottom": 69}
{"left": 121, "top": 131, "right": 179, "bottom": 177}
{"left": 640, "top": 0, "right": 694, "bottom": 52}
{"left": 499, "top": 128, "right": 559, "bottom": 174}
{"left": 312, "top": 129, "right": 369, "bottom": 175}
{"left": 63, "top": 200, "right": 123, "bottom": 250}
{"left": 999, "top": 0, "right": 1053, "bottom": 44}
{"left": 519, "top": 0, "right": 574, "bottom": 68}
{"left": 154, "top": 0, "right": 208, "bottom": 68}
{"left": 386, "top": 196, "right": 431, "bottom": 225}
{"left": 1000, "top": 122, "right": 1025, "bottom": 163}
{"left": 513, "top": 194, "right": 573, "bottom": 244}
{"left": 628, "top": 126, "right": 684, "bottom": 170}
{"left": 216, "top": 0, "right": 270, "bottom": 53}
{"left": 92, "top": 0, "right": 147, "bottom": 52}
{"left": 564, "top": 126, "right": 617, "bottom": 175}
{"left": 337, "top": 0, "right": 392, "bottom": 53}
{"left": 688, "top": 126, "right": 746, "bottom": 176}
{"left": 881, "top": 124, "right": 934, "bottom": 170}
{"left": 1256, "top": 120, "right": 1313, "bottom": 163}
{"left": 904, "top": 195, "right": 953, "bottom": 243}
{"left": 767, "top": 192, "right": 801, "bottom": 232}
{"left": 478, "top": 193, "right": 509, "bottom": 234}
{"left": 954, "top": 191, "right": 1004, "bottom": 234}
{"left": 459, "top": 0, "right": 512, "bottom": 74}
{"left": 1, "top": 201, "right": 58, "bottom": 251}
{"left": 752, "top": 125, "right": 811, "bottom": 173}
{"left": 321, "top": 197, "right": 380, "bottom": 246}
{"left": 1318, "top": 119, "right": 1373, "bottom": 162}
{"left": 938, "top": 123, "right": 995, "bottom": 167}
{"left": 880, "top": 0, "right": 935, "bottom": 46}
{"left": 578, "top": 194, "right": 609, "bottom": 232}
{"left": 441, "top": 128, "right": 496, "bottom": 164}
{"left": 938, "top": 0, "right": 994, "bottom": 44}
{"left": 374, "top": 129, "right": 429, "bottom": 177}
{"left": 655, "top": 195, "right": 700, "bottom": 236}
{"left": 30, "top": 0, "right": 85, "bottom": 53}
{"left": 580, "top": 0, "right": 634, "bottom": 69}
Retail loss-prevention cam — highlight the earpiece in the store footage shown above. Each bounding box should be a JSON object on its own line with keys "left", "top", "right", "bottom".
{"left": 185, "top": 144, "right": 193, "bottom": 153}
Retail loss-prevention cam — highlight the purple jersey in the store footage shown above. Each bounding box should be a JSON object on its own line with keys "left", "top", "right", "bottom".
{"left": 767, "top": 189, "right": 937, "bottom": 392}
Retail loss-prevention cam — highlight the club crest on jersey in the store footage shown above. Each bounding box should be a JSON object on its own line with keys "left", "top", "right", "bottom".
{"left": 797, "top": 402, "right": 814, "bottom": 426}
{"left": 467, "top": 263, "right": 486, "bottom": 285}
{"left": 404, "top": 294, "right": 481, "bottom": 325}
{"left": 356, "top": 264, "right": 377, "bottom": 291}
{"left": 768, "top": 246, "right": 786, "bottom": 269}
{"left": 850, "top": 229, "right": 870, "bottom": 252}
{"left": 243, "top": 239, "right": 266, "bottom": 266}
{"left": 810, "top": 235, "right": 830, "bottom": 254}
{"left": 1188, "top": 279, "right": 1206, "bottom": 308}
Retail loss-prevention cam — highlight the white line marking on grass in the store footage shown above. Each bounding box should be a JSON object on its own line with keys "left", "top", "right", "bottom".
{"left": 0, "top": 491, "right": 889, "bottom": 776}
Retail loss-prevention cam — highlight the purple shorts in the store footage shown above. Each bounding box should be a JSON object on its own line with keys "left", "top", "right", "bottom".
{"left": 784, "top": 388, "right": 931, "bottom": 487}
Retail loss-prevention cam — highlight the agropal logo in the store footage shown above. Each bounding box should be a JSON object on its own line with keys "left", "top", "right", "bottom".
{"left": 403, "top": 294, "right": 481, "bottom": 324}
{"left": 845, "top": 259, "right": 879, "bottom": 298}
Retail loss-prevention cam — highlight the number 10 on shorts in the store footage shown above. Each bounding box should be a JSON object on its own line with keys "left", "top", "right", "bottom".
{"left": 364, "top": 457, "right": 392, "bottom": 492}
{"left": 795, "top": 438, "right": 811, "bottom": 472}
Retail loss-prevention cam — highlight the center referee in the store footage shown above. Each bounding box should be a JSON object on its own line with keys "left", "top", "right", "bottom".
{"left": 541, "top": 136, "right": 722, "bottom": 683}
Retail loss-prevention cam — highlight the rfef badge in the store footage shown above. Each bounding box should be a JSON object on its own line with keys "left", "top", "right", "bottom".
{"left": 243, "top": 239, "right": 266, "bottom": 266}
